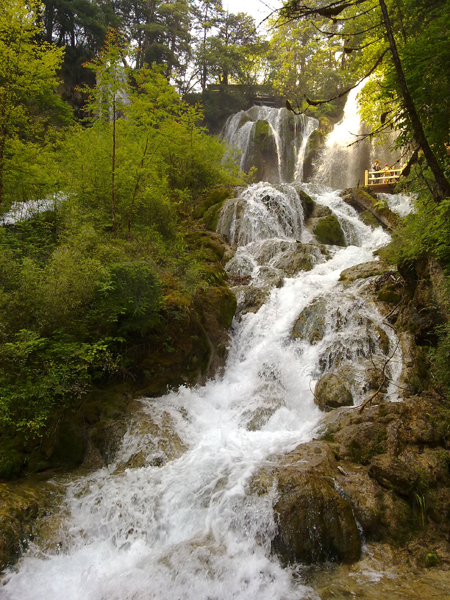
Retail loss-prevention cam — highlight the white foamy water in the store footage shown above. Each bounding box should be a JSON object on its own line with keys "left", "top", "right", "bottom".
{"left": 378, "top": 191, "right": 414, "bottom": 217}
{"left": 0, "top": 194, "right": 66, "bottom": 225}
{"left": 222, "top": 106, "right": 318, "bottom": 184}
{"left": 2, "top": 183, "right": 403, "bottom": 600}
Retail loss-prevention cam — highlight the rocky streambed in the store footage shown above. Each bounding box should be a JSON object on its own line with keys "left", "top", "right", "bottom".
{"left": 2, "top": 185, "right": 450, "bottom": 599}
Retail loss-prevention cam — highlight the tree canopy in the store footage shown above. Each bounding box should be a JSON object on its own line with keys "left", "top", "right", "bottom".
{"left": 278, "top": 0, "right": 450, "bottom": 199}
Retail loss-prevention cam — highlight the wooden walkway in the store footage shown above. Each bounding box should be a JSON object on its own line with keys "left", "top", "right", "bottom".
{"left": 364, "top": 167, "right": 402, "bottom": 192}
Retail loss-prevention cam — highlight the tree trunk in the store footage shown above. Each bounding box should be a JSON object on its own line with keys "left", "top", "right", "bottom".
{"left": 378, "top": 0, "right": 450, "bottom": 199}
{"left": 112, "top": 94, "right": 116, "bottom": 237}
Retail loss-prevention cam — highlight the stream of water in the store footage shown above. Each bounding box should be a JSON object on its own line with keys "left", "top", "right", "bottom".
{"left": 2, "top": 102, "right": 410, "bottom": 600}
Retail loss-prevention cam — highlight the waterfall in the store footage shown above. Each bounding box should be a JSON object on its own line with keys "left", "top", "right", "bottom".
{"left": 313, "top": 83, "right": 400, "bottom": 189}
{"left": 3, "top": 181, "right": 404, "bottom": 600}
{"left": 222, "top": 106, "right": 318, "bottom": 184}
{"left": 2, "top": 102, "right": 409, "bottom": 600}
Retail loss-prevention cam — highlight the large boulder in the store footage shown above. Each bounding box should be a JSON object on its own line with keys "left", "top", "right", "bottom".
{"left": 272, "top": 472, "right": 361, "bottom": 565}
{"left": 314, "top": 373, "right": 354, "bottom": 411}
{"left": 254, "top": 442, "right": 361, "bottom": 565}
{"left": 313, "top": 215, "right": 346, "bottom": 246}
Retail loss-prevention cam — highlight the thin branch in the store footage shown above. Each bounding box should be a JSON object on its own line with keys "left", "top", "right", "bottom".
{"left": 358, "top": 340, "right": 399, "bottom": 413}
{"left": 289, "top": 48, "right": 388, "bottom": 110}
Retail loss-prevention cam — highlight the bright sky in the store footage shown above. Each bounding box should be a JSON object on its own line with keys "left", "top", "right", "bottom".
{"left": 224, "top": 0, "right": 283, "bottom": 27}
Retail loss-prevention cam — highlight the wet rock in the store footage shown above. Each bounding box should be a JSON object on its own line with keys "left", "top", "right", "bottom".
{"left": 225, "top": 253, "right": 254, "bottom": 277}
{"left": 339, "top": 261, "right": 389, "bottom": 283}
{"left": 314, "top": 373, "right": 354, "bottom": 411}
{"left": 0, "top": 483, "right": 56, "bottom": 572}
{"left": 334, "top": 466, "right": 414, "bottom": 544}
{"left": 340, "top": 188, "right": 398, "bottom": 229}
{"left": 292, "top": 299, "right": 327, "bottom": 344}
{"left": 297, "top": 189, "right": 315, "bottom": 219}
{"left": 360, "top": 209, "right": 381, "bottom": 228}
{"left": 272, "top": 473, "right": 361, "bottom": 565}
{"left": 311, "top": 204, "right": 332, "bottom": 218}
{"left": 270, "top": 244, "right": 317, "bottom": 275}
{"left": 368, "top": 455, "right": 419, "bottom": 496}
{"left": 313, "top": 215, "right": 346, "bottom": 246}
{"left": 232, "top": 285, "right": 269, "bottom": 317}
{"left": 254, "top": 442, "right": 361, "bottom": 565}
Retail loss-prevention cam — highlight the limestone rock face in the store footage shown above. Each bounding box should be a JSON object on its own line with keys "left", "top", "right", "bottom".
{"left": 254, "top": 442, "right": 361, "bottom": 565}
{"left": 314, "top": 373, "right": 354, "bottom": 411}
{"left": 369, "top": 455, "right": 419, "bottom": 496}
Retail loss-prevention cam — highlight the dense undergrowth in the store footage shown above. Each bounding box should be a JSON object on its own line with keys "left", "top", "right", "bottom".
{"left": 0, "top": 36, "right": 240, "bottom": 477}
{"left": 380, "top": 162, "right": 450, "bottom": 398}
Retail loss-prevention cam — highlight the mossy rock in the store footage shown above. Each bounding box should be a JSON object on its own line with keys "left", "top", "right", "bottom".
{"left": 313, "top": 215, "right": 346, "bottom": 246}
{"left": 360, "top": 210, "right": 381, "bottom": 228}
{"left": 193, "top": 187, "right": 233, "bottom": 221}
{"left": 297, "top": 190, "right": 315, "bottom": 219}
{"left": 425, "top": 552, "right": 441, "bottom": 567}
{"left": 253, "top": 119, "right": 271, "bottom": 151}
{"left": 237, "top": 113, "right": 251, "bottom": 129}
{"left": 377, "top": 284, "right": 402, "bottom": 304}
{"left": 185, "top": 230, "right": 225, "bottom": 262}
{"left": 200, "top": 200, "right": 225, "bottom": 231}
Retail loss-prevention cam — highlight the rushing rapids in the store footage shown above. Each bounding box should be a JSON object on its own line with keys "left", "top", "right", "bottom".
{"left": 2, "top": 96, "right": 414, "bottom": 599}
{"left": 2, "top": 180, "right": 405, "bottom": 600}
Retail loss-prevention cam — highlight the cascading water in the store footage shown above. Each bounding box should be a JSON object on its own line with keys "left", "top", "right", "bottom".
{"left": 2, "top": 103, "right": 408, "bottom": 600}
{"left": 313, "top": 83, "right": 400, "bottom": 189}
{"left": 222, "top": 106, "right": 318, "bottom": 184}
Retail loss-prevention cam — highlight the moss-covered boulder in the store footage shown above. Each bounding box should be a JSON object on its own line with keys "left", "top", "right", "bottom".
{"left": 297, "top": 189, "right": 315, "bottom": 219}
{"left": 313, "top": 215, "right": 346, "bottom": 246}
{"left": 340, "top": 188, "right": 398, "bottom": 229}
{"left": 0, "top": 482, "right": 58, "bottom": 572}
{"left": 360, "top": 209, "right": 381, "bottom": 228}
{"left": 193, "top": 187, "right": 236, "bottom": 229}
{"left": 292, "top": 299, "right": 327, "bottom": 344}
{"left": 314, "top": 373, "right": 353, "bottom": 411}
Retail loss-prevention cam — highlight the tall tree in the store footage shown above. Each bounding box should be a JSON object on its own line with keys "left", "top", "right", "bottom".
{"left": 203, "top": 11, "right": 267, "bottom": 86}
{"left": 191, "top": 0, "right": 223, "bottom": 91}
{"left": 0, "top": 0, "right": 67, "bottom": 208}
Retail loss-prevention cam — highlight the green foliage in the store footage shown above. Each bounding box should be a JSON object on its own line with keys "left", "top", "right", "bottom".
{"left": 0, "top": 330, "right": 118, "bottom": 435}
{"left": 0, "top": 0, "right": 72, "bottom": 209}
{"left": 0, "top": 27, "right": 238, "bottom": 451}
{"left": 267, "top": 16, "right": 353, "bottom": 112}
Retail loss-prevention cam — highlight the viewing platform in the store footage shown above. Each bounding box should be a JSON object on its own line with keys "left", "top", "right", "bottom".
{"left": 364, "top": 167, "right": 402, "bottom": 192}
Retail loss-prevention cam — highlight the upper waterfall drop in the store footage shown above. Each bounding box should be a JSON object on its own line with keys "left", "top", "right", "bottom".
{"left": 222, "top": 105, "right": 318, "bottom": 184}
{"left": 312, "top": 83, "right": 400, "bottom": 189}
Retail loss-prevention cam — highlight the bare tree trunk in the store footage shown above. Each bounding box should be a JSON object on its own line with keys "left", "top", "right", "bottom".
{"left": 379, "top": 0, "right": 450, "bottom": 199}
{"left": 128, "top": 136, "right": 150, "bottom": 242}
{"left": 0, "top": 53, "right": 10, "bottom": 208}
{"left": 112, "top": 94, "right": 116, "bottom": 237}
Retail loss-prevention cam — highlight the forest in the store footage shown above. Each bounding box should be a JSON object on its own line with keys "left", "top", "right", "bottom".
{"left": 1, "top": 0, "right": 450, "bottom": 480}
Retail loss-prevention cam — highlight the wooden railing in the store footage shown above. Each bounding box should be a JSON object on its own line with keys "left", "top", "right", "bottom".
{"left": 364, "top": 167, "right": 403, "bottom": 186}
